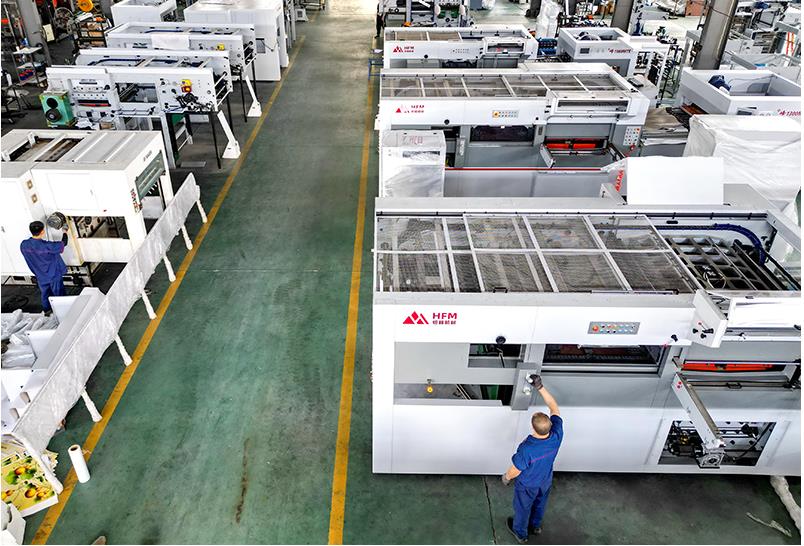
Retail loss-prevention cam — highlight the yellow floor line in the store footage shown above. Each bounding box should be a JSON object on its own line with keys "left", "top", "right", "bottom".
{"left": 31, "top": 36, "right": 306, "bottom": 545}
{"left": 327, "top": 78, "right": 375, "bottom": 545}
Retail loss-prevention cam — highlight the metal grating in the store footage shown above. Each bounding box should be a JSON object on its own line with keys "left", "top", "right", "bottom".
{"left": 376, "top": 217, "right": 446, "bottom": 251}
{"left": 380, "top": 72, "right": 631, "bottom": 99}
{"left": 375, "top": 214, "right": 699, "bottom": 294}
{"left": 665, "top": 236, "right": 787, "bottom": 291}
{"left": 376, "top": 253, "right": 454, "bottom": 292}
{"left": 612, "top": 252, "right": 698, "bottom": 293}
{"left": 529, "top": 216, "right": 598, "bottom": 249}
{"left": 467, "top": 216, "right": 534, "bottom": 249}
{"left": 593, "top": 215, "right": 666, "bottom": 250}
{"left": 543, "top": 254, "right": 623, "bottom": 291}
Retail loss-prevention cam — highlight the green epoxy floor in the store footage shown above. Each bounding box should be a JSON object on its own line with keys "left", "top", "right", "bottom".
{"left": 8, "top": 0, "right": 800, "bottom": 543}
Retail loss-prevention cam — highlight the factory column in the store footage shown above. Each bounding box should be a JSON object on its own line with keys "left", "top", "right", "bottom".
{"left": 611, "top": 0, "right": 634, "bottom": 32}
{"left": 16, "top": 0, "right": 51, "bottom": 64}
{"left": 692, "top": 0, "right": 739, "bottom": 69}
{"left": 526, "top": 0, "right": 541, "bottom": 18}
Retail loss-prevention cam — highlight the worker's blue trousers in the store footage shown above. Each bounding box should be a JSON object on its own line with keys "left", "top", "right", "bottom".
{"left": 513, "top": 483, "right": 551, "bottom": 538}
{"left": 38, "top": 278, "right": 65, "bottom": 312}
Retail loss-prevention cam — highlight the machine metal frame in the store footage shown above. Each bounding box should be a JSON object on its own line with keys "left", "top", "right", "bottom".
{"left": 44, "top": 56, "right": 241, "bottom": 169}
{"left": 676, "top": 67, "right": 801, "bottom": 116}
{"left": 383, "top": 25, "right": 538, "bottom": 69}
{"left": 371, "top": 188, "right": 801, "bottom": 476}
{"left": 105, "top": 21, "right": 262, "bottom": 118}
{"left": 376, "top": 63, "right": 650, "bottom": 168}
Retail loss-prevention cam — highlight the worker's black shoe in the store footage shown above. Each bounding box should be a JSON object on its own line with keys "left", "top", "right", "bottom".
{"left": 529, "top": 526, "right": 542, "bottom": 536}
{"left": 506, "top": 517, "right": 528, "bottom": 544}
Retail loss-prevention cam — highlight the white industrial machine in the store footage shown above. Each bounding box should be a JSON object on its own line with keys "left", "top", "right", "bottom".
{"left": 42, "top": 51, "right": 241, "bottom": 168}
{"left": 383, "top": 25, "right": 538, "bottom": 69}
{"left": 371, "top": 183, "right": 801, "bottom": 475}
{"left": 676, "top": 68, "right": 801, "bottom": 116}
{"left": 379, "top": 0, "right": 471, "bottom": 28}
{"left": 557, "top": 27, "right": 638, "bottom": 75}
{"left": 376, "top": 63, "right": 650, "bottom": 169}
{"left": 110, "top": 0, "right": 177, "bottom": 25}
{"left": 184, "top": 0, "right": 290, "bottom": 82}
{"left": 104, "top": 22, "right": 262, "bottom": 117}
{"left": 1, "top": 130, "right": 174, "bottom": 283}
{"left": 556, "top": 27, "right": 671, "bottom": 100}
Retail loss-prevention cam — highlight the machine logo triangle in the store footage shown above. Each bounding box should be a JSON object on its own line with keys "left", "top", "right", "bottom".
{"left": 402, "top": 311, "right": 429, "bottom": 325}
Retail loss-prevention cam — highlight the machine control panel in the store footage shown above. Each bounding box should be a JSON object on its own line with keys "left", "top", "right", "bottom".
{"left": 588, "top": 321, "right": 640, "bottom": 335}
{"left": 623, "top": 126, "right": 641, "bottom": 146}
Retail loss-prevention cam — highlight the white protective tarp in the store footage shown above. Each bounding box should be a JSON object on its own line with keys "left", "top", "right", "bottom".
{"left": 535, "top": 0, "right": 562, "bottom": 39}
{"left": 380, "top": 131, "right": 446, "bottom": 198}
{"left": 683, "top": 115, "right": 802, "bottom": 208}
{"left": 7, "top": 175, "right": 201, "bottom": 455}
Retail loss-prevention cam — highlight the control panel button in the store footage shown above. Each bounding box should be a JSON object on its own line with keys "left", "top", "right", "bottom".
{"left": 588, "top": 321, "right": 640, "bottom": 335}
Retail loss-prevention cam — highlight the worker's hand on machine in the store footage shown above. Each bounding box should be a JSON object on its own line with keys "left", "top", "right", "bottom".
{"left": 528, "top": 374, "right": 543, "bottom": 391}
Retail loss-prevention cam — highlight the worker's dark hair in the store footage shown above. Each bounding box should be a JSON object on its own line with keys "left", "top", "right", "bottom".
{"left": 29, "top": 221, "right": 45, "bottom": 236}
{"left": 532, "top": 412, "right": 552, "bottom": 436}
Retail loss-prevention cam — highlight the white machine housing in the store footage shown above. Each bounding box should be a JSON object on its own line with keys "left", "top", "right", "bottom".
{"left": 110, "top": 0, "right": 177, "bottom": 25}
{"left": 1, "top": 130, "right": 174, "bottom": 278}
{"left": 557, "top": 27, "right": 671, "bottom": 99}
{"left": 557, "top": 27, "right": 638, "bottom": 75}
{"left": 105, "top": 21, "right": 257, "bottom": 77}
{"left": 184, "top": 0, "right": 289, "bottom": 82}
{"left": 383, "top": 25, "right": 538, "bottom": 69}
{"left": 377, "top": 63, "right": 651, "bottom": 168}
{"left": 372, "top": 188, "right": 801, "bottom": 476}
{"left": 74, "top": 48, "right": 234, "bottom": 95}
{"left": 677, "top": 68, "right": 801, "bottom": 116}
{"left": 380, "top": 0, "right": 471, "bottom": 28}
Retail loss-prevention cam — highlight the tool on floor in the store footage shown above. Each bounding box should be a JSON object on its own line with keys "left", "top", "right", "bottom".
{"left": 745, "top": 512, "right": 792, "bottom": 538}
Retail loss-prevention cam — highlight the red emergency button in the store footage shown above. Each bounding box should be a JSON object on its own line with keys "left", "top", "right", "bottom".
{"left": 591, "top": 325, "right": 599, "bottom": 332}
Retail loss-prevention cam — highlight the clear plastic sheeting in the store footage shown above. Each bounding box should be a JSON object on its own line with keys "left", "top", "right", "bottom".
{"left": 380, "top": 131, "right": 446, "bottom": 198}
{"left": 535, "top": 0, "right": 561, "bottom": 39}
{"left": 7, "top": 175, "right": 202, "bottom": 458}
{"left": 683, "top": 115, "right": 801, "bottom": 208}
{"left": 1, "top": 311, "right": 58, "bottom": 343}
{"left": 1, "top": 311, "right": 59, "bottom": 369}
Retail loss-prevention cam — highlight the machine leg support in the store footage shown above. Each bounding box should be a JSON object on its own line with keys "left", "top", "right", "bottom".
{"left": 141, "top": 291, "right": 157, "bottom": 320}
{"left": 81, "top": 389, "right": 102, "bottom": 422}
{"left": 196, "top": 200, "right": 208, "bottom": 223}
{"left": 181, "top": 225, "right": 193, "bottom": 250}
{"left": 163, "top": 255, "right": 176, "bottom": 283}
{"left": 244, "top": 76, "right": 262, "bottom": 117}
{"left": 115, "top": 335, "right": 132, "bottom": 366}
{"left": 216, "top": 110, "right": 241, "bottom": 159}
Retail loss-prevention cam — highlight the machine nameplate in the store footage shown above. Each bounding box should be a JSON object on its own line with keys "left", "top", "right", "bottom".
{"left": 588, "top": 321, "right": 640, "bottom": 335}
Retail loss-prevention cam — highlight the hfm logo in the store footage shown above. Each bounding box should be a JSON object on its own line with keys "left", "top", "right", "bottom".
{"left": 392, "top": 45, "right": 415, "bottom": 53}
{"left": 394, "top": 104, "right": 425, "bottom": 114}
{"left": 402, "top": 311, "right": 458, "bottom": 325}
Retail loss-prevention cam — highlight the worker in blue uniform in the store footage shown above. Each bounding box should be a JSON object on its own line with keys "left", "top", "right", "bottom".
{"left": 20, "top": 221, "right": 69, "bottom": 314}
{"left": 502, "top": 375, "right": 563, "bottom": 543}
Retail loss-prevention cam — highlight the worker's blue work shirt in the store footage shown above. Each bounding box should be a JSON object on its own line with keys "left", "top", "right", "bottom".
{"left": 512, "top": 415, "right": 564, "bottom": 489}
{"left": 20, "top": 238, "right": 67, "bottom": 283}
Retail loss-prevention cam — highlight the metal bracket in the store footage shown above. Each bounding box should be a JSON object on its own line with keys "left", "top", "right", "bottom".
{"left": 671, "top": 367, "right": 726, "bottom": 467}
